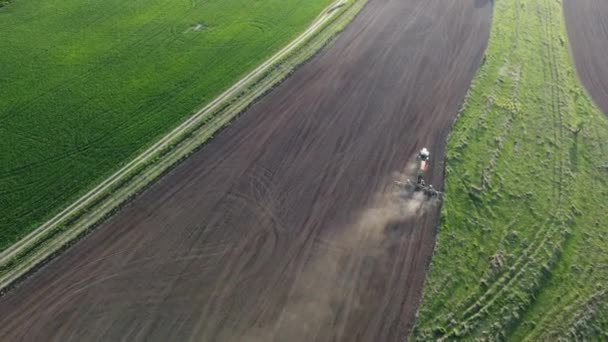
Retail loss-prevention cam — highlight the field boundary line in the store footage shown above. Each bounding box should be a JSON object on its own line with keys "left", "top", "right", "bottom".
{"left": 0, "top": 0, "right": 367, "bottom": 292}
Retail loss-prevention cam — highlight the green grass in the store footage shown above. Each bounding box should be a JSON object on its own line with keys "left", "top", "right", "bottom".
{"left": 0, "top": 0, "right": 332, "bottom": 250}
{"left": 412, "top": 0, "right": 608, "bottom": 340}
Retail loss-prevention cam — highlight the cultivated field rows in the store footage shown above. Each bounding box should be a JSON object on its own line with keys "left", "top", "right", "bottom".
{"left": 0, "top": 0, "right": 493, "bottom": 340}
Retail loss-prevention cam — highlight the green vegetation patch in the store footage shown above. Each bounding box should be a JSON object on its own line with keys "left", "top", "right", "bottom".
{"left": 0, "top": 0, "right": 332, "bottom": 250}
{"left": 413, "top": 0, "right": 608, "bottom": 340}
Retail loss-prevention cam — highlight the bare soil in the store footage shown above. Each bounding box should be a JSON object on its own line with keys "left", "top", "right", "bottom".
{"left": 564, "top": 0, "right": 608, "bottom": 115}
{"left": 0, "top": 0, "right": 491, "bottom": 341}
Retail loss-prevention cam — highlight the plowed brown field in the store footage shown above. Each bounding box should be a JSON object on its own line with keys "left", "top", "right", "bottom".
{"left": 0, "top": 0, "right": 491, "bottom": 340}
{"left": 564, "top": 0, "right": 608, "bottom": 115}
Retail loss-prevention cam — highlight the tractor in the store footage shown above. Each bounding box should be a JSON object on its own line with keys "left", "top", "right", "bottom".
{"left": 395, "top": 147, "right": 441, "bottom": 198}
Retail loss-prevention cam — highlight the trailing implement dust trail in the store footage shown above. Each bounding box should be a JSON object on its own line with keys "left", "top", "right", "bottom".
{"left": 244, "top": 184, "right": 437, "bottom": 342}
{"left": 0, "top": 0, "right": 491, "bottom": 340}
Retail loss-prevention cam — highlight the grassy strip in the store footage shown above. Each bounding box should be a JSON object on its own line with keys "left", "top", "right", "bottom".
{"left": 412, "top": 0, "right": 608, "bottom": 340}
{"left": 0, "top": 0, "right": 367, "bottom": 293}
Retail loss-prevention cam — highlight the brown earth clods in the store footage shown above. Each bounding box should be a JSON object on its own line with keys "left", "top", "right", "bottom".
{"left": 564, "top": 0, "right": 608, "bottom": 116}
{"left": 0, "top": 0, "right": 492, "bottom": 341}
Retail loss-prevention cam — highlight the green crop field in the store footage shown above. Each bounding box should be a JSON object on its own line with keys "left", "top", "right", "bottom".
{"left": 413, "top": 0, "right": 608, "bottom": 340}
{"left": 0, "top": 0, "right": 332, "bottom": 250}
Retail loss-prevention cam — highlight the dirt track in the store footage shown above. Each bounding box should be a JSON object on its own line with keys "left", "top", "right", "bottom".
{"left": 0, "top": 0, "right": 491, "bottom": 341}
{"left": 564, "top": 0, "right": 608, "bottom": 115}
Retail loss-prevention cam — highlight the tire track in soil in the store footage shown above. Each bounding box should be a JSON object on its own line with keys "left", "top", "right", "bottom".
{"left": 0, "top": 0, "right": 492, "bottom": 341}
{"left": 564, "top": 0, "right": 608, "bottom": 116}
